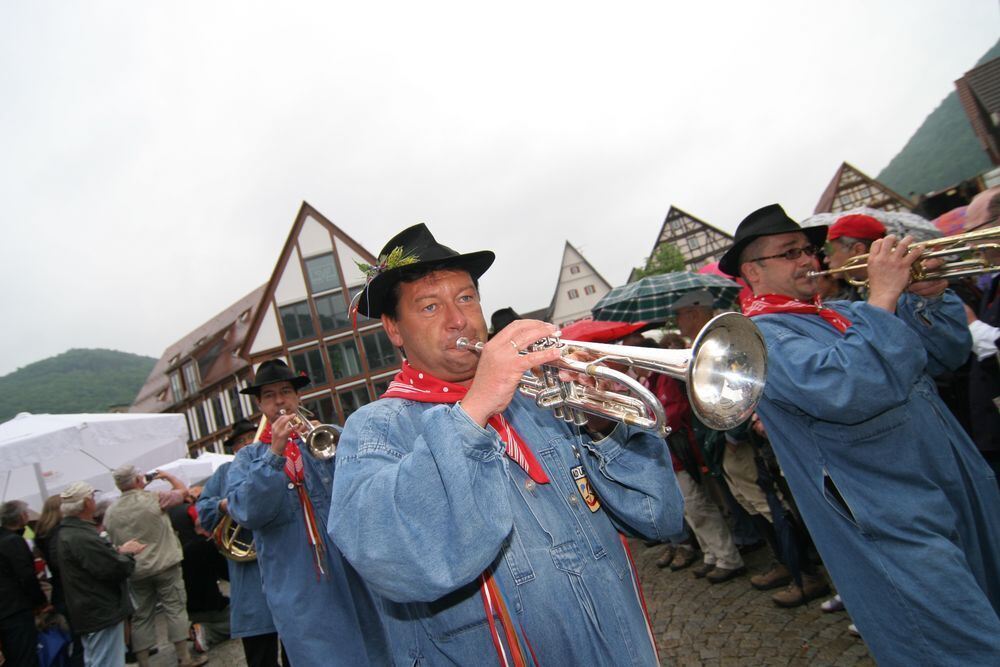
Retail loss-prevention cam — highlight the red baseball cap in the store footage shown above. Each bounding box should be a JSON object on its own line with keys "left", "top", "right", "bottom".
{"left": 828, "top": 214, "right": 886, "bottom": 242}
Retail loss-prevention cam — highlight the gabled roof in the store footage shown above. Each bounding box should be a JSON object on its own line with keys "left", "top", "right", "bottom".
{"left": 131, "top": 284, "right": 267, "bottom": 413}
{"left": 239, "top": 201, "right": 379, "bottom": 360}
{"left": 648, "top": 206, "right": 734, "bottom": 258}
{"left": 956, "top": 56, "right": 1000, "bottom": 165}
{"left": 544, "top": 241, "right": 613, "bottom": 320}
{"left": 814, "top": 162, "right": 913, "bottom": 214}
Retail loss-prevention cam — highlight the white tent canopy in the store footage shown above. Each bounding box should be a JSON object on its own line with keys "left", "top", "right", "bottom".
{"left": 0, "top": 412, "right": 189, "bottom": 511}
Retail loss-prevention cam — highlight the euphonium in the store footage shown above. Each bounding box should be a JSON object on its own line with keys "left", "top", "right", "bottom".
{"left": 808, "top": 226, "right": 1000, "bottom": 287}
{"left": 457, "top": 312, "right": 768, "bottom": 435}
{"left": 212, "top": 514, "right": 256, "bottom": 562}
{"left": 279, "top": 407, "right": 341, "bottom": 459}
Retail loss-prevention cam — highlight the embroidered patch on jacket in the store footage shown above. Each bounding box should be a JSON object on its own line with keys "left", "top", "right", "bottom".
{"left": 571, "top": 465, "right": 601, "bottom": 512}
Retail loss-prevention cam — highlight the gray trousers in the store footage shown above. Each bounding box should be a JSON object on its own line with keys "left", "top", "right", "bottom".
{"left": 130, "top": 564, "right": 190, "bottom": 652}
{"left": 676, "top": 470, "right": 744, "bottom": 570}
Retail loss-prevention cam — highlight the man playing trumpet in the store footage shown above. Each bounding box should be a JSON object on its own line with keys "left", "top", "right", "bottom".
{"left": 328, "top": 223, "right": 683, "bottom": 666}
{"left": 225, "top": 360, "right": 388, "bottom": 665}
{"left": 721, "top": 204, "right": 1000, "bottom": 665}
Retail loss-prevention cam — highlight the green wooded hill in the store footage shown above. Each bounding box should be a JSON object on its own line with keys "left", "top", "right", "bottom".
{"left": 877, "top": 39, "right": 1000, "bottom": 196}
{"left": 0, "top": 349, "right": 157, "bottom": 422}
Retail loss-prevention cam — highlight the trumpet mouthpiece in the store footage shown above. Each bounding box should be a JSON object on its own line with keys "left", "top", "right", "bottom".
{"left": 456, "top": 337, "right": 484, "bottom": 352}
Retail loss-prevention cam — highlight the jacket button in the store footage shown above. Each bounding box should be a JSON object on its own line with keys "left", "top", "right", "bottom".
{"left": 287, "top": 482, "right": 295, "bottom": 490}
{"left": 568, "top": 494, "right": 579, "bottom": 505}
{"left": 524, "top": 480, "right": 536, "bottom": 492}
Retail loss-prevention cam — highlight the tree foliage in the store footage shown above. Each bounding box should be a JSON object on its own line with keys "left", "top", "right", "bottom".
{"left": 633, "top": 243, "right": 687, "bottom": 279}
{"left": 0, "top": 349, "right": 157, "bottom": 423}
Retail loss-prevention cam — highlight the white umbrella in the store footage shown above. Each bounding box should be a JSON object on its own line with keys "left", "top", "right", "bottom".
{"left": 148, "top": 452, "right": 234, "bottom": 490}
{"left": 802, "top": 207, "right": 943, "bottom": 243}
{"left": 0, "top": 412, "right": 188, "bottom": 510}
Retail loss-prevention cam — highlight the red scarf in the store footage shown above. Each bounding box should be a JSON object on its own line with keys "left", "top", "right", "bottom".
{"left": 260, "top": 423, "right": 327, "bottom": 577}
{"left": 381, "top": 362, "right": 549, "bottom": 484}
{"left": 743, "top": 293, "right": 852, "bottom": 334}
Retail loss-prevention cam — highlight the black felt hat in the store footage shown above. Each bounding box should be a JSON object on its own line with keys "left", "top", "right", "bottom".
{"left": 223, "top": 419, "right": 258, "bottom": 449}
{"left": 357, "top": 223, "right": 495, "bottom": 318}
{"left": 718, "top": 204, "right": 828, "bottom": 277}
{"left": 489, "top": 307, "right": 522, "bottom": 337}
{"left": 239, "top": 359, "right": 310, "bottom": 396}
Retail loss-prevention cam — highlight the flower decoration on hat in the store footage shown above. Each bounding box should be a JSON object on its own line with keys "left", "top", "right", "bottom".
{"left": 355, "top": 246, "right": 421, "bottom": 281}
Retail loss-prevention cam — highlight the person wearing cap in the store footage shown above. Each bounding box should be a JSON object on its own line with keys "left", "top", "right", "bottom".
{"left": 822, "top": 213, "right": 887, "bottom": 301}
{"left": 224, "top": 360, "right": 388, "bottom": 666}
{"left": 720, "top": 204, "right": 1000, "bottom": 663}
{"left": 196, "top": 419, "right": 289, "bottom": 667}
{"left": 56, "top": 482, "right": 146, "bottom": 667}
{"left": 328, "top": 223, "right": 682, "bottom": 666}
{"left": 0, "top": 500, "right": 48, "bottom": 667}
{"left": 103, "top": 466, "right": 206, "bottom": 667}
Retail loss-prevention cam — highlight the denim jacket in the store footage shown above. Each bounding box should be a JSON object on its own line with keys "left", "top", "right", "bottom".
{"left": 227, "top": 441, "right": 389, "bottom": 666}
{"left": 329, "top": 392, "right": 683, "bottom": 666}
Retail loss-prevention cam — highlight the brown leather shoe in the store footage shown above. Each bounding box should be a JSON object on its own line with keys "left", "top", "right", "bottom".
{"left": 800, "top": 573, "right": 831, "bottom": 602}
{"left": 669, "top": 547, "right": 698, "bottom": 571}
{"left": 772, "top": 583, "right": 805, "bottom": 607}
{"left": 692, "top": 561, "right": 715, "bottom": 578}
{"left": 706, "top": 565, "right": 746, "bottom": 584}
{"left": 750, "top": 563, "right": 793, "bottom": 591}
{"left": 655, "top": 545, "right": 676, "bottom": 569}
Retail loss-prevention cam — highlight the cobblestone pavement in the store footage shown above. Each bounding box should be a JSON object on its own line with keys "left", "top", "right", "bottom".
{"left": 147, "top": 543, "right": 874, "bottom": 666}
{"left": 633, "top": 540, "right": 875, "bottom": 666}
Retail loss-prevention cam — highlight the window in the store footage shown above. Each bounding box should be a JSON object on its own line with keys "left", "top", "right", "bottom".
{"left": 182, "top": 361, "right": 199, "bottom": 393}
{"left": 197, "top": 338, "right": 225, "bottom": 379}
{"left": 279, "top": 301, "right": 314, "bottom": 343}
{"left": 327, "top": 339, "right": 362, "bottom": 380}
{"left": 169, "top": 372, "right": 184, "bottom": 400}
{"left": 302, "top": 395, "right": 337, "bottom": 425}
{"left": 338, "top": 386, "right": 371, "bottom": 421}
{"left": 584, "top": 285, "right": 596, "bottom": 295}
{"left": 212, "top": 394, "right": 227, "bottom": 430}
{"left": 569, "top": 265, "right": 581, "bottom": 274}
{"left": 362, "top": 330, "right": 399, "bottom": 371}
{"left": 567, "top": 288, "right": 579, "bottom": 299}
{"left": 687, "top": 236, "right": 700, "bottom": 251}
{"left": 373, "top": 378, "right": 392, "bottom": 398}
{"left": 292, "top": 348, "right": 328, "bottom": 386}
{"left": 195, "top": 402, "right": 209, "bottom": 440}
{"left": 304, "top": 253, "right": 342, "bottom": 294}
{"left": 228, "top": 386, "right": 245, "bottom": 421}
{"left": 315, "top": 293, "right": 351, "bottom": 333}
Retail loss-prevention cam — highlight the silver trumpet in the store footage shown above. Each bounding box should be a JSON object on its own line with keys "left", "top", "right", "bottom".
{"left": 457, "top": 312, "right": 768, "bottom": 435}
{"left": 279, "top": 407, "right": 341, "bottom": 459}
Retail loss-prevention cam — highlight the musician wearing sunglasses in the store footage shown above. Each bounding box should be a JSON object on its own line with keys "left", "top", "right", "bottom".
{"left": 224, "top": 360, "right": 389, "bottom": 666}
{"left": 720, "top": 204, "right": 1000, "bottom": 664}
{"left": 328, "top": 223, "right": 682, "bottom": 666}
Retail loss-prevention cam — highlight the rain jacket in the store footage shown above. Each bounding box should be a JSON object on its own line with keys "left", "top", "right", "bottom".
{"left": 329, "top": 391, "right": 684, "bottom": 666}
{"left": 196, "top": 461, "right": 274, "bottom": 639}
{"left": 753, "top": 291, "right": 1000, "bottom": 666}
{"left": 227, "top": 440, "right": 389, "bottom": 666}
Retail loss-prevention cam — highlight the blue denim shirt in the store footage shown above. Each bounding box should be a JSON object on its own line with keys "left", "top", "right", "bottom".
{"left": 329, "top": 391, "right": 683, "bottom": 666}
{"left": 754, "top": 292, "right": 1000, "bottom": 665}
{"left": 196, "top": 462, "right": 274, "bottom": 639}
{"left": 228, "top": 441, "right": 389, "bottom": 666}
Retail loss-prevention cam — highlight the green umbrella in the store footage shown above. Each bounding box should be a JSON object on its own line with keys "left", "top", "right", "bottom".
{"left": 591, "top": 272, "right": 741, "bottom": 323}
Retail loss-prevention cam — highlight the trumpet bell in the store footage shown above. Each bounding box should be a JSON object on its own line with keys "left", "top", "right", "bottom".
{"left": 213, "top": 515, "right": 257, "bottom": 562}
{"left": 307, "top": 425, "right": 340, "bottom": 460}
{"left": 688, "top": 312, "right": 768, "bottom": 431}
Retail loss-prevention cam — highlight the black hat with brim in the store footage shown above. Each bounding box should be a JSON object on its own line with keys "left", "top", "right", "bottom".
{"left": 719, "top": 204, "right": 828, "bottom": 277}
{"left": 357, "top": 223, "right": 495, "bottom": 319}
{"left": 223, "top": 419, "right": 258, "bottom": 448}
{"left": 489, "top": 307, "right": 522, "bottom": 337}
{"left": 239, "top": 359, "right": 310, "bottom": 396}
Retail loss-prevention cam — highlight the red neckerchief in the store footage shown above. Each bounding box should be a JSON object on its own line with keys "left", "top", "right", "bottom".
{"left": 381, "top": 361, "right": 549, "bottom": 484}
{"left": 743, "top": 293, "right": 852, "bottom": 334}
{"left": 260, "top": 423, "right": 327, "bottom": 577}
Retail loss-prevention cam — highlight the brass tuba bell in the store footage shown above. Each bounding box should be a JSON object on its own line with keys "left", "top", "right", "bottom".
{"left": 212, "top": 514, "right": 256, "bottom": 562}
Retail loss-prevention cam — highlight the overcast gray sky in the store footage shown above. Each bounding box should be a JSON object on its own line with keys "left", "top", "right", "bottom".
{"left": 2, "top": 1, "right": 998, "bottom": 377}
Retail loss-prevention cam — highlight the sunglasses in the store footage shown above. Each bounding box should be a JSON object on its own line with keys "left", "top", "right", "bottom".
{"left": 747, "top": 245, "right": 819, "bottom": 263}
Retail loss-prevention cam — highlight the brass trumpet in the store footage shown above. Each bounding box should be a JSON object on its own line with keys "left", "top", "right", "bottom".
{"left": 808, "top": 227, "right": 1000, "bottom": 287}
{"left": 457, "top": 312, "right": 767, "bottom": 435}
{"left": 279, "top": 407, "right": 341, "bottom": 459}
{"left": 212, "top": 514, "right": 256, "bottom": 562}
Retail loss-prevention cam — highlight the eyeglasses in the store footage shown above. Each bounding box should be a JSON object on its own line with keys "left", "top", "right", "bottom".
{"left": 747, "top": 245, "right": 819, "bottom": 263}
